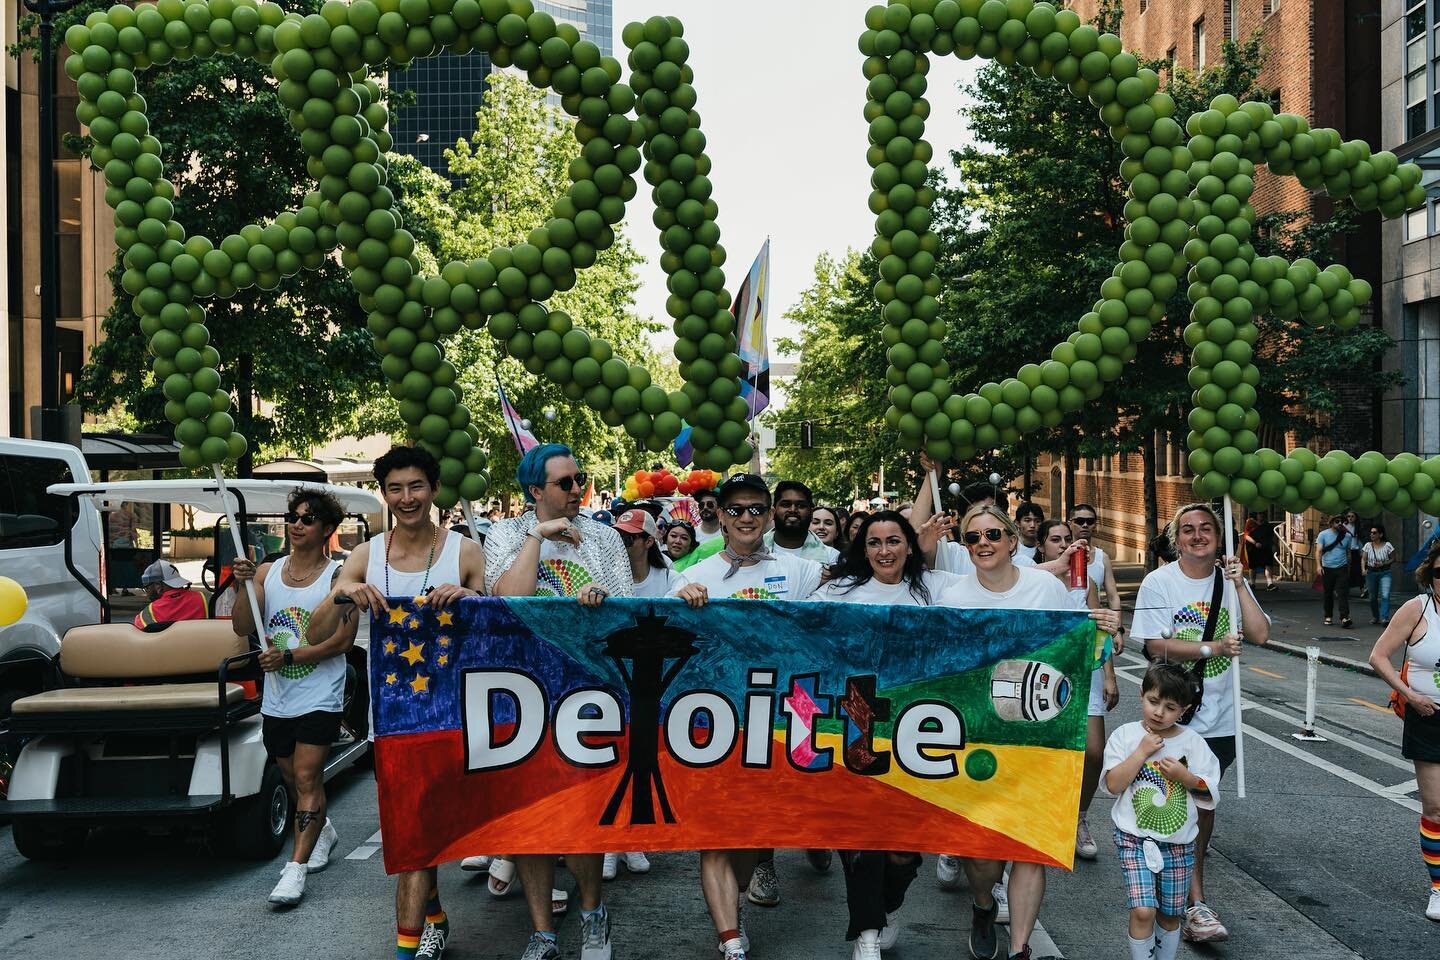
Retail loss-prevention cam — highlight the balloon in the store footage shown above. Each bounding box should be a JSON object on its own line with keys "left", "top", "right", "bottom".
{"left": 0, "top": 575, "right": 28, "bottom": 626}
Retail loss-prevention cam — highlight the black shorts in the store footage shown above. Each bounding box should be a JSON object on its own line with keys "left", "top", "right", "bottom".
{"left": 262, "top": 711, "right": 342, "bottom": 758}
{"left": 1402, "top": 708, "right": 1440, "bottom": 764}
{"left": 1205, "top": 735, "right": 1237, "bottom": 777}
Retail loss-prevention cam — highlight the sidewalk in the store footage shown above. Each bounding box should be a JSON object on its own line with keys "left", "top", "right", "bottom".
{"left": 1111, "top": 563, "right": 1410, "bottom": 677}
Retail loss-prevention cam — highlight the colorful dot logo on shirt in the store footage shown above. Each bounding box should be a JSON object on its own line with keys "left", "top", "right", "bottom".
{"left": 729, "top": 587, "right": 780, "bottom": 600}
{"left": 1130, "top": 759, "right": 1189, "bottom": 837}
{"left": 1172, "top": 602, "right": 1232, "bottom": 679}
{"left": 536, "top": 559, "right": 595, "bottom": 599}
{"left": 268, "top": 606, "right": 315, "bottom": 681}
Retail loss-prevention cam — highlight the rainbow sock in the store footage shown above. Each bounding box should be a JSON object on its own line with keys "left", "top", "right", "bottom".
{"left": 425, "top": 889, "right": 448, "bottom": 932}
{"left": 1423, "top": 816, "right": 1440, "bottom": 889}
{"left": 397, "top": 925, "right": 422, "bottom": 960}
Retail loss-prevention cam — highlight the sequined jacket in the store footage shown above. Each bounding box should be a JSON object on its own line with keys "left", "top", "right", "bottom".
{"left": 483, "top": 511, "right": 635, "bottom": 598}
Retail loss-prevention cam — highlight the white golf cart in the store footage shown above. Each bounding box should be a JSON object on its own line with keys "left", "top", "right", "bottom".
{"left": 1, "top": 479, "right": 380, "bottom": 861}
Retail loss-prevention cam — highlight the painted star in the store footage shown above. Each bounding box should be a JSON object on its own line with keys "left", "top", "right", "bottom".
{"left": 436, "top": 611, "right": 454, "bottom": 626}
{"left": 407, "top": 617, "right": 420, "bottom": 630}
{"left": 383, "top": 640, "right": 396, "bottom": 655}
{"left": 438, "top": 635, "right": 451, "bottom": 647}
{"left": 437, "top": 654, "right": 449, "bottom": 667}
{"left": 400, "top": 641, "right": 425, "bottom": 666}
{"left": 409, "top": 674, "right": 429, "bottom": 694}
{"left": 412, "top": 594, "right": 429, "bottom": 606}
{"left": 387, "top": 608, "right": 407, "bottom": 625}
{"left": 385, "top": 673, "right": 398, "bottom": 686}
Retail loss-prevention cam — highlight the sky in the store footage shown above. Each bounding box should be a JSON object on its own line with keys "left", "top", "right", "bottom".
{"left": 610, "top": 1, "right": 981, "bottom": 358}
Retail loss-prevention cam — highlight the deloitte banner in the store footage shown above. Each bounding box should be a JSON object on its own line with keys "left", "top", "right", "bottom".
{"left": 371, "top": 597, "right": 1095, "bottom": 874}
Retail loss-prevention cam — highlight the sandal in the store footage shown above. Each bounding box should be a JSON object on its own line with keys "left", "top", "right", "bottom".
{"left": 488, "top": 857, "right": 517, "bottom": 897}
{"left": 1323, "top": 618, "right": 1333, "bottom": 625}
{"left": 552, "top": 889, "right": 569, "bottom": 915}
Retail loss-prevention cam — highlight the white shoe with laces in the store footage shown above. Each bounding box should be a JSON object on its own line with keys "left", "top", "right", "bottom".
{"left": 852, "top": 929, "right": 882, "bottom": 959}
{"left": 936, "top": 854, "right": 962, "bottom": 889}
{"left": 622, "top": 851, "right": 651, "bottom": 873}
{"left": 992, "top": 881, "right": 1010, "bottom": 924}
{"left": 1425, "top": 887, "right": 1440, "bottom": 922}
{"left": 877, "top": 910, "right": 901, "bottom": 949}
{"left": 1075, "top": 817, "right": 1098, "bottom": 861}
{"left": 268, "top": 861, "right": 306, "bottom": 906}
{"left": 602, "top": 852, "right": 619, "bottom": 881}
{"left": 306, "top": 819, "right": 339, "bottom": 872}
{"left": 460, "top": 855, "right": 492, "bottom": 872}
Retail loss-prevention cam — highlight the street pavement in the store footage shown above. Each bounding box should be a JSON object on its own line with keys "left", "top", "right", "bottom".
{"left": 0, "top": 575, "right": 1433, "bottom": 959}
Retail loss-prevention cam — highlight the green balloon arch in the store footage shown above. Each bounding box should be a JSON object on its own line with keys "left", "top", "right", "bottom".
{"left": 61, "top": 0, "right": 1440, "bottom": 516}
{"left": 863, "top": 0, "right": 1440, "bottom": 518}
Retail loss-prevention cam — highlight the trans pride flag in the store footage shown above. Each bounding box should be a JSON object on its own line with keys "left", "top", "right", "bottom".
{"left": 371, "top": 597, "right": 1095, "bottom": 874}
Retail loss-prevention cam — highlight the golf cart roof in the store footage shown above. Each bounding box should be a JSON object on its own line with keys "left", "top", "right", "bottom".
{"left": 46, "top": 479, "right": 383, "bottom": 516}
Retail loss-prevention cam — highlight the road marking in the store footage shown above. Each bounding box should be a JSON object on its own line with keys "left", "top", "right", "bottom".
{"left": 1347, "top": 697, "right": 1391, "bottom": 714}
{"left": 1385, "top": 779, "right": 1419, "bottom": 796}
{"left": 1248, "top": 666, "right": 1286, "bottom": 679}
{"left": 346, "top": 830, "right": 384, "bottom": 860}
{"left": 1237, "top": 700, "right": 1412, "bottom": 772}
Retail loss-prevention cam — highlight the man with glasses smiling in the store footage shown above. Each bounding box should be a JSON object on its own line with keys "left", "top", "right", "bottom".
{"left": 485, "top": 443, "right": 632, "bottom": 960}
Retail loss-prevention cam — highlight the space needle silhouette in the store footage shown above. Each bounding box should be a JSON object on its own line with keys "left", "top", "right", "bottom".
{"left": 598, "top": 612, "right": 701, "bottom": 826}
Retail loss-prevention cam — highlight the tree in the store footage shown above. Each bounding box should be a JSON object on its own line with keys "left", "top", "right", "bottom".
{"left": 384, "top": 71, "right": 677, "bottom": 498}
{"left": 20, "top": 0, "right": 380, "bottom": 468}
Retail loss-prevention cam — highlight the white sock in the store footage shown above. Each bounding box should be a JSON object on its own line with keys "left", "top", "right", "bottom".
{"left": 1154, "top": 926, "right": 1181, "bottom": 960}
{"left": 1127, "top": 934, "right": 1155, "bottom": 960}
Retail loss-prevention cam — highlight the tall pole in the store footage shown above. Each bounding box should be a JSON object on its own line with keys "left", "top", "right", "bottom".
{"left": 1222, "top": 494, "right": 1247, "bottom": 799}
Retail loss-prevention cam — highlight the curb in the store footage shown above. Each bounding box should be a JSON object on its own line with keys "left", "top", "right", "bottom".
{"left": 1266, "top": 639, "right": 1377, "bottom": 678}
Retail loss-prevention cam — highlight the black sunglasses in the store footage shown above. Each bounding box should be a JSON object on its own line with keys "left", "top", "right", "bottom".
{"left": 963, "top": 529, "right": 1007, "bottom": 545}
{"left": 547, "top": 472, "right": 588, "bottom": 492}
{"left": 722, "top": 504, "right": 768, "bottom": 518}
{"left": 1071, "top": 516, "right": 1096, "bottom": 526}
{"left": 284, "top": 511, "right": 320, "bottom": 527}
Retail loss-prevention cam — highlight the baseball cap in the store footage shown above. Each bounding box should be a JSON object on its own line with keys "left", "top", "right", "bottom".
{"left": 613, "top": 509, "right": 661, "bottom": 541}
{"left": 141, "top": 560, "right": 190, "bottom": 589}
{"left": 716, "top": 473, "right": 769, "bottom": 505}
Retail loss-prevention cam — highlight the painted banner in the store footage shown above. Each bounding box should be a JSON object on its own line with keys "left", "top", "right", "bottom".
{"left": 371, "top": 597, "right": 1094, "bottom": 874}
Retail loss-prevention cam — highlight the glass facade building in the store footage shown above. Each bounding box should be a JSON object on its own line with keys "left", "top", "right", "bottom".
{"left": 388, "top": 0, "right": 614, "bottom": 181}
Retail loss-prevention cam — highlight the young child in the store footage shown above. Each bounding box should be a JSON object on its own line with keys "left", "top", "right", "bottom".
{"left": 1103, "top": 664, "right": 1222, "bottom": 960}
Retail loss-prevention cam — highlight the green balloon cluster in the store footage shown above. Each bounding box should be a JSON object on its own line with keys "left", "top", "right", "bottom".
{"left": 864, "top": 0, "right": 1440, "bottom": 517}
{"left": 66, "top": 0, "right": 758, "bottom": 500}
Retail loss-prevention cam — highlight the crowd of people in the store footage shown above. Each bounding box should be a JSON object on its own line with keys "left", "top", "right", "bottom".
{"left": 225, "top": 444, "right": 1440, "bottom": 960}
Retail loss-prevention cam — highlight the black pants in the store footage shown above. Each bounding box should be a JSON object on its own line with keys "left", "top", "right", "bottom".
{"left": 840, "top": 850, "right": 921, "bottom": 940}
{"left": 1322, "top": 566, "right": 1350, "bottom": 620}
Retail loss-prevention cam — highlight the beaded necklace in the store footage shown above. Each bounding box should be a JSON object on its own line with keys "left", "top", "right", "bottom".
{"left": 384, "top": 522, "right": 438, "bottom": 598}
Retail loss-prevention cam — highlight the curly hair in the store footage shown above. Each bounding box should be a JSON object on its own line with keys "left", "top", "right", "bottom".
{"left": 288, "top": 487, "right": 344, "bottom": 534}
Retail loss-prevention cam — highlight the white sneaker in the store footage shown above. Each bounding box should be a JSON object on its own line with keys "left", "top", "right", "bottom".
{"left": 602, "top": 852, "right": 619, "bottom": 880}
{"left": 622, "top": 851, "right": 651, "bottom": 873}
{"left": 992, "top": 881, "right": 1010, "bottom": 924}
{"left": 1426, "top": 887, "right": 1440, "bottom": 921}
{"left": 306, "top": 819, "right": 338, "bottom": 872}
{"left": 877, "top": 910, "right": 901, "bottom": 950}
{"left": 852, "top": 929, "right": 882, "bottom": 959}
{"left": 716, "top": 896, "right": 751, "bottom": 954}
{"left": 1075, "top": 817, "right": 1098, "bottom": 860}
{"left": 936, "top": 854, "right": 962, "bottom": 889}
{"left": 268, "top": 861, "right": 306, "bottom": 906}
{"left": 460, "top": 855, "right": 493, "bottom": 872}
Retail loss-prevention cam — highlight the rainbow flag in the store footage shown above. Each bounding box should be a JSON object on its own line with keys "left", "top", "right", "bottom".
{"left": 371, "top": 597, "right": 1095, "bottom": 874}
{"left": 497, "top": 381, "right": 538, "bottom": 454}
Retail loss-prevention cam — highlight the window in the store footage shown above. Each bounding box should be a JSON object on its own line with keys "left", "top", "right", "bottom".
{"left": 1224, "top": 0, "right": 1237, "bottom": 41}
{"left": 1267, "top": 0, "right": 1280, "bottom": 14}
{"left": 0, "top": 454, "right": 75, "bottom": 550}
{"left": 1407, "top": 2, "right": 1432, "bottom": 141}
{"left": 1166, "top": 46, "right": 1177, "bottom": 70}
{"left": 1193, "top": 17, "right": 1207, "bottom": 68}
{"left": 1140, "top": 0, "right": 1148, "bottom": 12}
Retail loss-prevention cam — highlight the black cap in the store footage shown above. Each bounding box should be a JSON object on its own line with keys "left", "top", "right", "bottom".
{"left": 717, "top": 473, "right": 770, "bottom": 505}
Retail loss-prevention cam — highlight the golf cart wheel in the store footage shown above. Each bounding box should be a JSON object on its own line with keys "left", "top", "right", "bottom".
{"left": 217, "top": 761, "right": 290, "bottom": 859}
{"left": 11, "top": 818, "right": 86, "bottom": 860}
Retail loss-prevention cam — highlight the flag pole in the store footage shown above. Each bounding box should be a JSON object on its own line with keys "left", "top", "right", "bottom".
{"left": 1222, "top": 493, "right": 1247, "bottom": 799}
{"left": 458, "top": 499, "right": 482, "bottom": 544}
{"left": 213, "top": 464, "right": 267, "bottom": 646}
{"left": 929, "top": 469, "right": 943, "bottom": 516}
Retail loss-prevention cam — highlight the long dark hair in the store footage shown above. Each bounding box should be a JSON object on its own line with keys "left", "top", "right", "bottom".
{"left": 829, "top": 511, "right": 932, "bottom": 605}
{"left": 1033, "top": 518, "right": 1074, "bottom": 564}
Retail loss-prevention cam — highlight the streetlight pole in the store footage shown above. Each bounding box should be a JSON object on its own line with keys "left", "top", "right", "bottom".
{"left": 24, "top": 0, "right": 83, "bottom": 442}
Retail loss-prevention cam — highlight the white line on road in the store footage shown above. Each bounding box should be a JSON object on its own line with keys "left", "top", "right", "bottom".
{"left": 345, "top": 830, "right": 384, "bottom": 860}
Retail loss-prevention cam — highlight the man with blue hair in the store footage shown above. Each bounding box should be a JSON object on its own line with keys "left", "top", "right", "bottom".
{"left": 484, "top": 443, "right": 631, "bottom": 960}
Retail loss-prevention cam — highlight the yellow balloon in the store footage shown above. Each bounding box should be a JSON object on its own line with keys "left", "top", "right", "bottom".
{"left": 0, "top": 575, "right": 27, "bottom": 627}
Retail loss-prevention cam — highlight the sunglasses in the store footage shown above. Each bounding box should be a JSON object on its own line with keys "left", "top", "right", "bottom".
{"left": 722, "top": 504, "right": 768, "bottom": 518}
{"left": 284, "top": 511, "right": 320, "bottom": 527}
{"left": 1071, "top": 517, "right": 1096, "bottom": 526}
{"left": 963, "top": 529, "right": 1007, "bottom": 545}
{"left": 547, "top": 472, "right": 588, "bottom": 492}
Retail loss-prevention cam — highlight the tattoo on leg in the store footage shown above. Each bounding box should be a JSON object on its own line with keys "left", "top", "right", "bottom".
{"left": 296, "top": 809, "right": 320, "bottom": 833}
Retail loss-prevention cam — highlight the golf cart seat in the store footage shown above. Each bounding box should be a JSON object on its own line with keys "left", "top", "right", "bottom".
{"left": 8, "top": 621, "right": 256, "bottom": 730}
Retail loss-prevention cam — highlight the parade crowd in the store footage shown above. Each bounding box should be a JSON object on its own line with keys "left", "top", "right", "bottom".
{"left": 228, "top": 445, "right": 1440, "bottom": 960}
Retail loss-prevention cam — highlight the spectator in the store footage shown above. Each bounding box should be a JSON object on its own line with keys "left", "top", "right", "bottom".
{"left": 1240, "top": 516, "right": 1277, "bottom": 591}
{"left": 1363, "top": 524, "right": 1397, "bottom": 626}
{"left": 134, "top": 560, "right": 207, "bottom": 629}
{"left": 1317, "top": 515, "right": 1355, "bottom": 628}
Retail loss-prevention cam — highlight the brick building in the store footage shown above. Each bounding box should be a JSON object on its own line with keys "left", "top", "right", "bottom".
{"left": 1029, "top": 1, "right": 1385, "bottom": 570}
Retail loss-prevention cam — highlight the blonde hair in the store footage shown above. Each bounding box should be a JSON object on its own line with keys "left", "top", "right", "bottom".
{"left": 961, "top": 504, "right": 1020, "bottom": 559}
{"left": 1165, "top": 502, "right": 1222, "bottom": 547}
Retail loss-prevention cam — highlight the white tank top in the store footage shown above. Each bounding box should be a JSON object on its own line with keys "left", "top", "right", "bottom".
{"left": 261, "top": 555, "right": 343, "bottom": 718}
{"left": 1405, "top": 594, "right": 1440, "bottom": 702}
{"left": 365, "top": 527, "right": 465, "bottom": 598}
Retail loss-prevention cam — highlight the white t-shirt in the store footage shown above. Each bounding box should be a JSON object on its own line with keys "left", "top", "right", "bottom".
{"left": 1103, "top": 721, "right": 1220, "bottom": 844}
{"left": 947, "top": 565, "right": 1072, "bottom": 609}
{"left": 1089, "top": 546, "right": 1110, "bottom": 598}
{"left": 1361, "top": 542, "right": 1395, "bottom": 569}
{"left": 1130, "top": 562, "right": 1270, "bottom": 738}
{"left": 672, "top": 552, "right": 822, "bottom": 601}
{"left": 936, "top": 539, "right": 1034, "bottom": 574}
{"left": 772, "top": 540, "right": 841, "bottom": 565}
{"left": 1014, "top": 551, "right": 1037, "bottom": 568}
{"left": 694, "top": 525, "right": 724, "bottom": 544}
{"left": 635, "top": 564, "right": 686, "bottom": 598}
{"left": 815, "top": 569, "right": 965, "bottom": 606}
